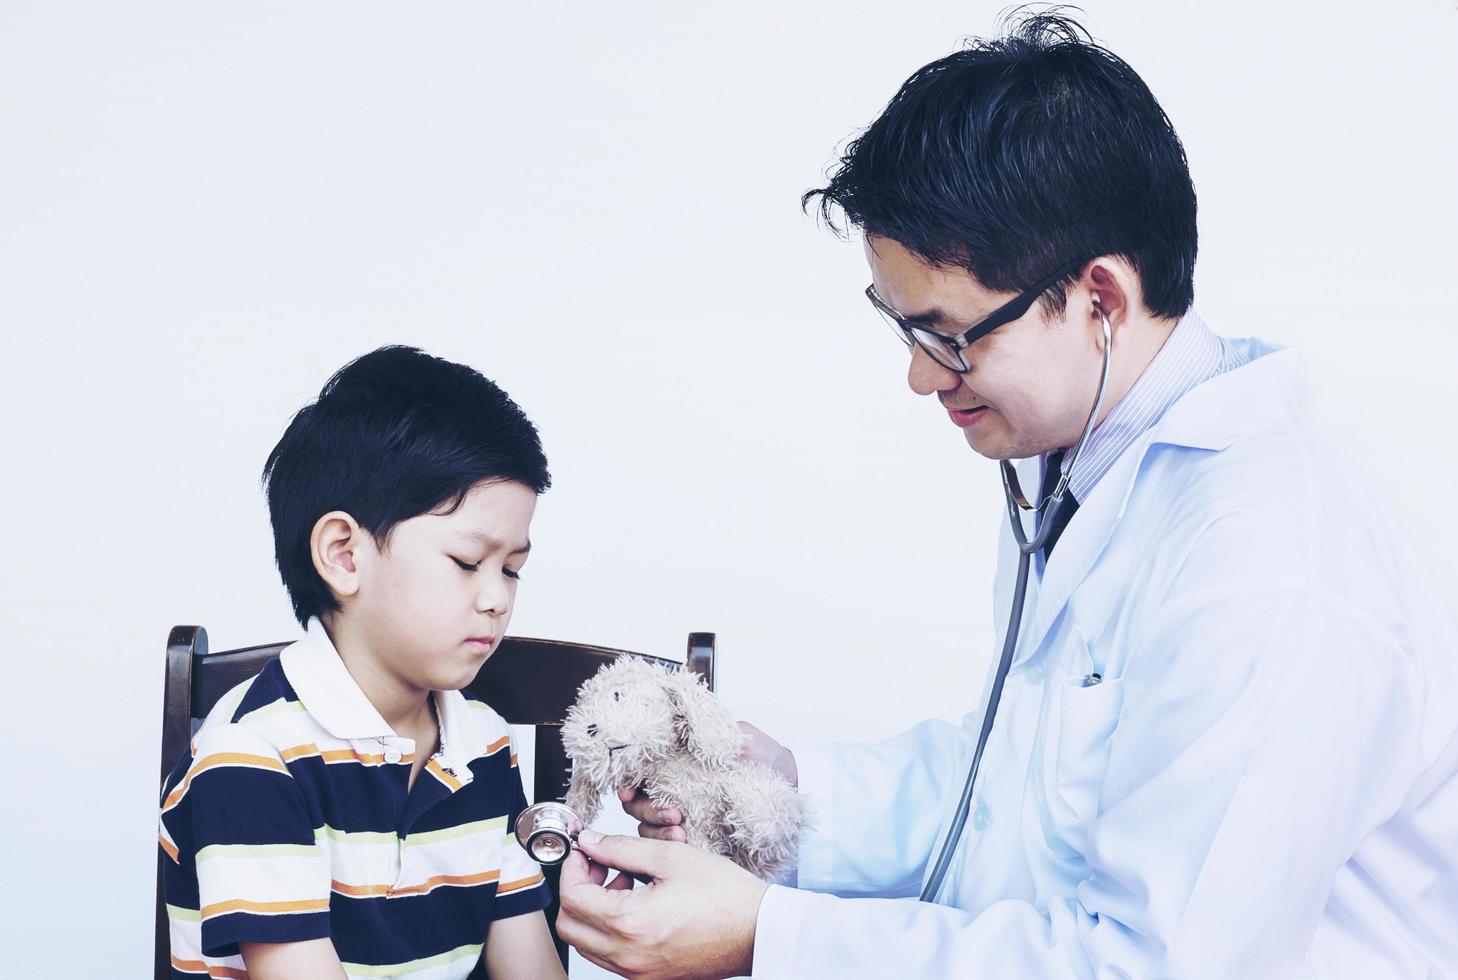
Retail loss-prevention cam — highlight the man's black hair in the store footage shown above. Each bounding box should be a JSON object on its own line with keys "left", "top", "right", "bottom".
{"left": 262, "top": 345, "right": 551, "bottom": 626}
{"left": 804, "top": 9, "right": 1197, "bottom": 318}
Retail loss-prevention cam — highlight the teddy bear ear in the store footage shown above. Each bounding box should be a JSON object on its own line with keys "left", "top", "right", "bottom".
{"left": 666, "top": 669, "right": 740, "bottom": 765}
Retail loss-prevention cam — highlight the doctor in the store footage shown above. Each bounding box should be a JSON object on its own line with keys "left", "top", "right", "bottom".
{"left": 555, "top": 13, "right": 1458, "bottom": 979}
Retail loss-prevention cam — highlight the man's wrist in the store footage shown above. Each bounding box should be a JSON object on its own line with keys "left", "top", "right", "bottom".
{"left": 733, "top": 877, "right": 770, "bottom": 977}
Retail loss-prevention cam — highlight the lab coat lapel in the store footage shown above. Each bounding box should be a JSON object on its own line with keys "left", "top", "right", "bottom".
{"left": 1013, "top": 435, "right": 1155, "bottom": 661}
{"left": 1004, "top": 345, "right": 1296, "bottom": 665}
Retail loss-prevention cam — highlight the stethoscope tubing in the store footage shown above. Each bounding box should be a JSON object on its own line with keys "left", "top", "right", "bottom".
{"left": 919, "top": 307, "right": 1113, "bottom": 903}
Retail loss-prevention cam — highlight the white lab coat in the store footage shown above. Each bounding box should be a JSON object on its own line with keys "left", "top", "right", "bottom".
{"left": 752, "top": 341, "right": 1458, "bottom": 979}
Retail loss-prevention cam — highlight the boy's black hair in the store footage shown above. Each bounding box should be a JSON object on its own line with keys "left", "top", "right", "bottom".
{"left": 262, "top": 345, "right": 551, "bottom": 626}
{"left": 803, "top": 9, "right": 1197, "bottom": 318}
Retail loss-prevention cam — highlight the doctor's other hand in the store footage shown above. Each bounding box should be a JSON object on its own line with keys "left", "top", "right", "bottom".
{"left": 618, "top": 721, "right": 797, "bottom": 842}
{"left": 556, "top": 829, "right": 768, "bottom": 980}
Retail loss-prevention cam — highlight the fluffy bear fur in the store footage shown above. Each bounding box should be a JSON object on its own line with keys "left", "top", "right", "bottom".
{"left": 561, "top": 657, "right": 809, "bottom": 881}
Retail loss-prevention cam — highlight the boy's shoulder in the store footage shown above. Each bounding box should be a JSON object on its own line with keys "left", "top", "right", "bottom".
{"left": 183, "top": 655, "right": 312, "bottom": 762}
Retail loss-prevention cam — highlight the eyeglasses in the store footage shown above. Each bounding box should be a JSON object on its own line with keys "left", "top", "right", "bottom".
{"left": 865, "top": 259, "right": 1086, "bottom": 373}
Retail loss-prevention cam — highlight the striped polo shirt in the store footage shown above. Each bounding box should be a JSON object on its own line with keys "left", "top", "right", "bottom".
{"left": 158, "top": 619, "right": 551, "bottom": 979}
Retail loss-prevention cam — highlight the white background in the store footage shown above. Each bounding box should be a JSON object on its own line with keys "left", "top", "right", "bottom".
{"left": 2, "top": 2, "right": 1454, "bottom": 976}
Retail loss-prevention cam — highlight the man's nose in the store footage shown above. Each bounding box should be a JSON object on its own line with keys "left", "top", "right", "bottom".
{"left": 907, "top": 343, "right": 962, "bottom": 396}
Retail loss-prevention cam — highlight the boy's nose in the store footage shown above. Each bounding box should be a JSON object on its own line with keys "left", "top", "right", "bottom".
{"left": 476, "top": 577, "right": 509, "bottom": 616}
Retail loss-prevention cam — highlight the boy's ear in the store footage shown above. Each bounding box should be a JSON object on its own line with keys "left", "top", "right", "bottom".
{"left": 310, "top": 511, "right": 365, "bottom": 602}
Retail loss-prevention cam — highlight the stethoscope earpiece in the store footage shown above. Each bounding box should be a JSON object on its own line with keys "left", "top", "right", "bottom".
{"left": 1092, "top": 295, "right": 1110, "bottom": 351}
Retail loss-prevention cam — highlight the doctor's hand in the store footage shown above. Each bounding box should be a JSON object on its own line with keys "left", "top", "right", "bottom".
{"left": 618, "top": 721, "right": 797, "bottom": 843}
{"left": 556, "top": 830, "right": 768, "bottom": 980}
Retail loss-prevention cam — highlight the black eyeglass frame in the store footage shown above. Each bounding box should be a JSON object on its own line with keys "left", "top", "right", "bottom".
{"left": 865, "top": 258, "right": 1088, "bottom": 373}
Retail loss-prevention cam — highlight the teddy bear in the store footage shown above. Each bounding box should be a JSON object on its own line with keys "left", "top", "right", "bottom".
{"left": 560, "top": 657, "right": 809, "bottom": 881}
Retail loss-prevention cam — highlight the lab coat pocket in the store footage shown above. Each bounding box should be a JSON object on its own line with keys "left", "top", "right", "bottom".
{"left": 1041, "top": 674, "right": 1125, "bottom": 864}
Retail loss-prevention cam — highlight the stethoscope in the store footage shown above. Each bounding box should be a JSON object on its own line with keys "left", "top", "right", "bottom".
{"left": 919, "top": 303, "right": 1114, "bottom": 903}
{"left": 515, "top": 800, "right": 584, "bottom": 864}
{"left": 515, "top": 306, "right": 1115, "bottom": 901}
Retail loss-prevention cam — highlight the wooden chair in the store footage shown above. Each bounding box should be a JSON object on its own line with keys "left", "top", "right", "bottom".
{"left": 156, "top": 625, "right": 716, "bottom": 978}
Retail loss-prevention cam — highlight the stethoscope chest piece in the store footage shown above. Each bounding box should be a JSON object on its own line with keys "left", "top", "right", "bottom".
{"left": 515, "top": 801, "right": 585, "bottom": 866}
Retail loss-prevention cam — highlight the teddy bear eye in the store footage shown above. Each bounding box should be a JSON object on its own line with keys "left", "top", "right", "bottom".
{"left": 612, "top": 691, "right": 621, "bottom": 702}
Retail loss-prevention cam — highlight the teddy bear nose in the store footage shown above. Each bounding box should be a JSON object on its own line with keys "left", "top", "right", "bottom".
{"left": 585, "top": 724, "right": 598, "bottom": 737}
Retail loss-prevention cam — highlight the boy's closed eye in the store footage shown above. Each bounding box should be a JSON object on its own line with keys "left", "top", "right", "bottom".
{"left": 451, "top": 556, "right": 523, "bottom": 579}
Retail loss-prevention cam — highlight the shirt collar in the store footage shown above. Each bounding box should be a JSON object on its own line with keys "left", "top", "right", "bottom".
{"left": 432, "top": 684, "right": 487, "bottom": 780}
{"left": 281, "top": 619, "right": 396, "bottom": 740}
{"left": 281, "top": 618, "right": 487, "bottom": 777}
{"left": 1058, "top": 309, "right": 1250, "bottom": 501}
{"left": 1146, "top": 337, "right": 1298, "bottom": 453}
{"left": 1009, "top": 335, "right": 1298, "bottom": 663}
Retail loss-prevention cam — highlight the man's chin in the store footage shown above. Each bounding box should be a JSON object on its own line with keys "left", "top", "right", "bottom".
{"left": 962, "top": 426, "right": 1015, "bottom": 460}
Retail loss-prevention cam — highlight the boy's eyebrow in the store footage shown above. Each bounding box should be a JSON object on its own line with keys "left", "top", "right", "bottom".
{"left": 454, "top": 529, "right": 532, "bottom": 553}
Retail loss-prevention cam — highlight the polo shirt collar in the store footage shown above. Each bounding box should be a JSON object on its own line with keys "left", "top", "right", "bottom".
{"left": 281, "top": 619, "right": 485, "bottom": 782}
{"left": 432, "top": 684, "right": 485, "bottom": 781}
{"left": 281, "top": 619, "right": 395, "bottom": 740}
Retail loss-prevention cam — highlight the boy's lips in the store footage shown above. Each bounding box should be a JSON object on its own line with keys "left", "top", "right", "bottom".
{"left": 466, "top": 636, "right": 496, "bottom": 649}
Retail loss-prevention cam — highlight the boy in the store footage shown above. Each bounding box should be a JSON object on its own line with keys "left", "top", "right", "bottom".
{"left": 159, "top": 346, "right": 567, "bottom": 980}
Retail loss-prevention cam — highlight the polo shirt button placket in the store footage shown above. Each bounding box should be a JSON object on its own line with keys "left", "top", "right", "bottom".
{"left": 388, "top": 834, "right": 406, "bottom": 898}
{"left": 373, "top": 735, "right": 407, "bottom": 769}
{"left": 374, "top": 735, "right": 410, "bottom": 898}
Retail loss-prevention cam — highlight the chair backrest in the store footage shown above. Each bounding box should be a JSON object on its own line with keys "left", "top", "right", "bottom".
{"left": 156, "top": 624, "right": 715, "bottom": 978}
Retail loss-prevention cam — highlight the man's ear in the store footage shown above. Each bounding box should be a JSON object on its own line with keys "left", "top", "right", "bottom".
{"left": 1082, "top": 257, "right": 1139, "bottom": 346}
{"left": 310, "top": 511, "right": 366, "bottom": 604}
